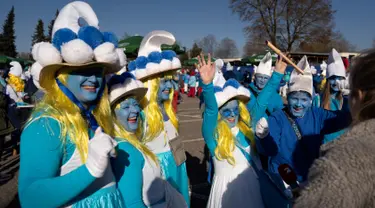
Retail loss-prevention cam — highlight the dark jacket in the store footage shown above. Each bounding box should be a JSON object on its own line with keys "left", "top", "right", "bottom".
{"left": 0, "top": 85, "right": 15, "bottom": 135}
{"left": 294, "top": 119, "right": 375, "bottom": 208}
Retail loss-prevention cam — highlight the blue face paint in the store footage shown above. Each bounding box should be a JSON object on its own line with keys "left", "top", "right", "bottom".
{"left": 255, "top": 74, "right": 270, "bottom": 89}
{"left": 158, "top": 78, "right": 173, "bottom": 102}
{"left": 328, "top": 75, "right": 345, "bottom": 92}
{"left": 219, "top": 99, "right": 239, "bottom": 128}
{"left": 313, "top": 74, "right": 323, "bottom": 84}
{"left": 66, "top": 67, "right": 104, "bottom": 106}
{"left": 115, "top": 97, "right": 141, "bottom": 133}
{"left": 287, "top": 91, "right": 312, "bottom": 118}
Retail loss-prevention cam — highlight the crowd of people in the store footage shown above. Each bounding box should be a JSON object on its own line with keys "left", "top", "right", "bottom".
{"left": 1, "top": 1, "right": 375, "bottom": 208}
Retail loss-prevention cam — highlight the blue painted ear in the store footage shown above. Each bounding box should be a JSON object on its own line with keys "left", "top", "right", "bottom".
{"left": 214, "top": 86, "right": 223, "bottom": 93}
{"left": 128, "top": 61, "right": 136, "bottom": 71}
{"left": 135, "top": 56, "right": 148, "bottom": 69}
{"left": 224, "top": 79, "right": 241, "bottom": 89}
{"left": 107, "top": 75, "right": 125, "bottom": 91}
{"left": 52, "top": 28, "right": 77, "bottom": 51}
{"left": 102, "top": 32, "right": 119, "bottom": 48}
{"left": 148, "top": 51, "right": 162, "bottom": 63}
{"left": 78, "top": 26, "right": 104, "bottom": 49}
{"left": 161, "top": 50, "right": 175, "bottom": 61}
{"left": 122, "top": 72, "right": 136, "bottom": 80}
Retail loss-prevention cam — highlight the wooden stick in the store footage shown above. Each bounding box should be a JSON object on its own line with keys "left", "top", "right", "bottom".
{"left": 265, "top": 41, "right": 304, "bottom": 74}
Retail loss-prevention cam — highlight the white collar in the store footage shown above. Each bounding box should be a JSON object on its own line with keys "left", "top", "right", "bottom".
{"left": 231, "top": 126, "right": 239, "bottom": 137}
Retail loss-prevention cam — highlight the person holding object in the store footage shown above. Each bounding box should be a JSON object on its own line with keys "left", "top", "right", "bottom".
{"left": 294, "top": 49, "right": 375, "bottom": 208}
{"left": 18, "top": 1, "right": 128, "bottom": 207}
{"left": 255, "top": 56, "right": 351, "bottom": 191}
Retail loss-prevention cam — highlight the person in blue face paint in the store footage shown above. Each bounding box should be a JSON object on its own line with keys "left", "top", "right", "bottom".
{"left": 198, "top": 53, "right": 265, "bottom": 208}
{"left": 17, "top": 2, "right": 129, "bottom": 207}
{"left": 108, "top": 73, "right": 187, "bottom": 207}
{"left": 255, "top": 56, "right": 352, "bottom": 193}
{"left": 320, "top": 49, "right": 350, "bottom": 143}
{"left": 248, "top": 52, "right": 284, "bottom": 120}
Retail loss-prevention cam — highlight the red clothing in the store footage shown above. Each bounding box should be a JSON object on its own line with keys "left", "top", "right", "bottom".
{"left": 197, "top": 87, "right": 203, "bottom": 97}
{"left": 172, "top": 91, "right": 178, "bottom": 113}
{"left": 188, "top": 87, "right": 196, "bottom": 97}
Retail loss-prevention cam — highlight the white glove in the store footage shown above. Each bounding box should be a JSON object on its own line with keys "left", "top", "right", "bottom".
{"left": 86, "top": 127, "right": 118, "bottom": 178}
{"left": 256, "top": 117, "right": 269, "bottom": 139}
{"left": 336, "top": 79, "right": 350, "bottom": 96}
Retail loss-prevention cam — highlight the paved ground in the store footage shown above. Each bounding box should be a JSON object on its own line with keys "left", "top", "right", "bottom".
{"left": 0, "top": 93, "right": 209, "bottom": 208}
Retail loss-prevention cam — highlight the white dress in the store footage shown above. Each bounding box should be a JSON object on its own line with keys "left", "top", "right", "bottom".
{"left": 207, "top": 127, "right": 264, "bottom": 208}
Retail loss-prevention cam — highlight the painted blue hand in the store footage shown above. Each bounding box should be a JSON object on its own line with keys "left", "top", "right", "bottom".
{"left": 219, "top": 100, "right": 239, "bottom": 128}
{"left": 254, "top": 74, "right": 270, "bottom": 90}
{"left": 66, "top": 67, "right": 104, "bottom": 106}
{"left": 287, "top": 91, "right": 312, "bottom": 118}
{"left": 328, "top": 75, "right": 345, "bottom": 92}
{"left": 158, "top": 78, "right": 173, "bottom": 102}
{"left": 115, "top": 97, "right": 141, "bottom": 133}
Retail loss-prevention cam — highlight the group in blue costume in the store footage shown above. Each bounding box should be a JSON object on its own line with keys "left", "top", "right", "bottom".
{"left": 255, "top": 56, "right": 351, "bottom": 190}
{"left": 108, "top": 73, "right": 187, "bottom": 207}
{"left": 127, "top": 30, "right": 190, "bottom": 207}
{"left": 320, "top": 49, "right": 350, "bottom": 143}
{"left": 248, "top": 52, "right": 284, "bottom": 120}
{"left": 18, "top": 2, "right": 128, "bottom": 207}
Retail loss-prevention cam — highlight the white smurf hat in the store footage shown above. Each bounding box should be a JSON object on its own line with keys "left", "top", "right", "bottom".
{"left": 327, "top": 48, "right": 346, "bottom": 79}
{"left": 127, "top": 30, "right": 181, "bottom": 81}
{"left": 9, "top": 61, "right": 23, "bottom": 77}
{"left": 213, "top": 59, "right": 226, "bottom": 88}
{"left": 214, "top": 79, "right": 250, "bottom": 108}
{"left": 255, "top": 52, "right": 273, "bottom": 76}
{"left": 30, "top": 62, "right": 42, "bottom": 90}
{"left": 288, "top": 55, "right": 313, "bottom": 96}
{"left": 108, "top": 72, "right": 147, "bottom": 106}
{"left": 226, "top": 62, "right": 233, "bottom": 71}
{"left": 31, "top": 1, "right": 126, "bottom": 90}
{"left": 320, "top": 61, "right": 327, "bottom": 77}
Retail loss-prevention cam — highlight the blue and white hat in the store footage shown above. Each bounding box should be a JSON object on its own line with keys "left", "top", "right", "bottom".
{"left": 31, "top": 1, "right": 126, "bottom": 89}
{"left": 127, "top": 30, "right": 181, "bottom": 81}
{"left": 214, "top": 79, "right": 251, "bottom": 108}
{"left": 108, "top": 72, "right": 147, "bottom": 106}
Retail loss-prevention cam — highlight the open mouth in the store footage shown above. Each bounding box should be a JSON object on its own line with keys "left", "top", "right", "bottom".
{"left": 227, "top": 118, "right": 235, "bottom": 123}
{"left": 127, "top": 116, "right": 137, "bottom": 123}
{"left": 293, "top": 107, "right": 303, "bottom": 112}
{"left": 81, "top": 84, "right": 97, "bottom": 92}
{"left": 163, "top": 90, "right": 170, "bottom": 94}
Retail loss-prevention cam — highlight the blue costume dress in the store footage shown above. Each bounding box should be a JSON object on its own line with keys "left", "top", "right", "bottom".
{"left": 144, "top": 117, "right": 190, "bottom": 207}
{"left": 257, "top": 105, "right": 351, "bottom": 186}
{"left": 112, "top": 141, "right": 187, "bottom": 207}
{"left": 202, "top": 83, "right": 264, "bottom": 208}
{"left": 18, "top": 115, "right": 124, "bottom": 208}
{"left": 323, "top": 96, "right": 349, "bottom": 143}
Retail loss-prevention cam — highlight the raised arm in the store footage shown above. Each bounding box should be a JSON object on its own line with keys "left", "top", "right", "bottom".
{"left": 18, "top": 117, "right": 96, "bottom": 207}
{"left": 202, "top": 82, "right": 219, "bottom": 155}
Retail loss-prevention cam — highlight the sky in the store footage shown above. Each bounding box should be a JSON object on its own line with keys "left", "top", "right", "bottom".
{"left": 0, "top": 0, "right": 374, "bottom": 55}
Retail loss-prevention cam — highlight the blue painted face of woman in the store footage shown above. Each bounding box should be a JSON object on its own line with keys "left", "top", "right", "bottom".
{"left": 255, "top": 74, "right": 270, "bottom": 89}
{"left": 66, "top": 67, "right": 104, "bottom": 106}
{"left": 219, "top": 99, "right": 239, "bottom": 128}
{"left": 287, "top": 91, "right": 312, "bottom": 118}
{"left": 328, "top": 75, "right": 345, "bottom": 92}
{"left": 115, "top": 97, "right": 141, "bottom": 133}
{"left": 158, "top": 78, "right": 173, "bottom": 102}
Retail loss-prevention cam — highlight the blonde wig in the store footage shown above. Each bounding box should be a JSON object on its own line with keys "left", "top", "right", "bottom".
{"left": 214, "top": 100, "right": 255, "bottom": 166}
{"left": 8, "top": 74, "right": 25, "bottom": 92}
{"left": 29, "top": 67, "right": 155, "bottom": 162}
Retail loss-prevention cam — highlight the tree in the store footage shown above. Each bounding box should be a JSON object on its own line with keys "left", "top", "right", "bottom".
{"left": 215, "top": 37, "right": 239, "bottom": 58}
{"left": 243, "top": 33, "right": 268, "bottom": 56}
{"left": 46, "top": 9, "right": 59, "bottom": 42}
{"left": 197, "top": 34, "right": 218, "bottom": 54}
{"left": 0, "top": 6, "right": 17, "bottom": 57}
{"left": 230, "top": 0, "right": 335, "bottom": 51}
{"left": 31, "top": 19, "right": 46, "bottom": 47}
{"left": 18, "top": 52, "right": 32, "bottom": 60}
{"left": 190, "top": 43, "right": 202, "bottom": 58}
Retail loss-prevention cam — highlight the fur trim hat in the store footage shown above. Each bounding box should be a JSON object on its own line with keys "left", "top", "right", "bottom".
{"left": 127, "top": 30, "right": 181, "bottom": 81}
{"left": 31, "top": 1, "right": 126, "bottom": 90}
{"left": 214, "top": 79, "right": 250, "bottom": 108}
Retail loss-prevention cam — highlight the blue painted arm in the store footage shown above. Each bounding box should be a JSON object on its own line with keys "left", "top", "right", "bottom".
{"left": 112, "top": 141, "right": 146, "bottom": 208}
{"left": 250, "top": 72, "right": 283, "bottom": 126}
{"left": 258, "top": 116, "right": 280, "bottom": 156}
{"left": 318, "top": 100, "right": 352, "bottom": 134}
{"left": 18, "top": 117, "right": 96, "bottom": 208}
{"left": 201, "top": 82, "right": 218, "bottom": 156}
